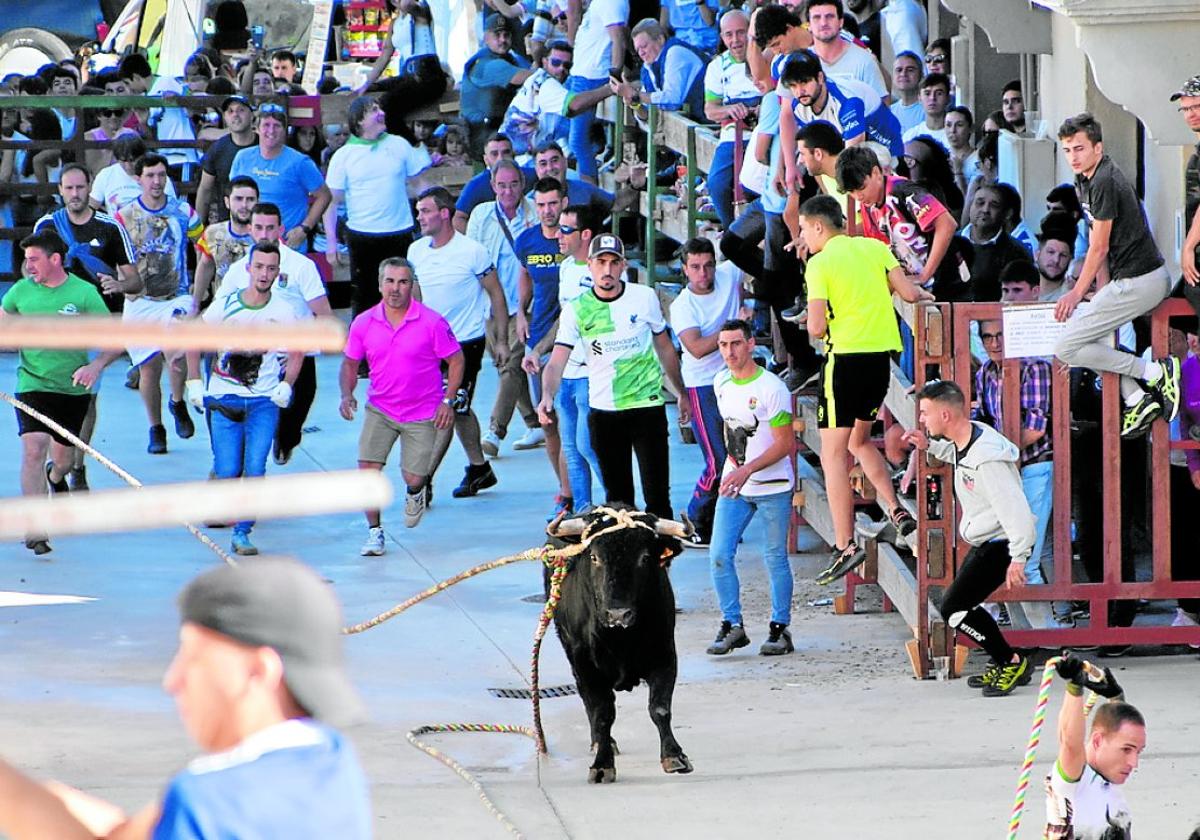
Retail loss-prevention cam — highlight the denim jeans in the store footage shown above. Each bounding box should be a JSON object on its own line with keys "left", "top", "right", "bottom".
{"left": 557, "top": 376, "right": 603, "bottom": 509}
{"left": 208, "top": 394, "right": 280, "bottom": 535}
{"left": 567, "top": 76, "right": 609, "bottom": 179}
{"left": 685, "top": 384, "right": 725, "bottom": 539}
{"left": 708, "top": 140, "right": 756, "bottom": 229}
{"left": 709, "top": 489, "right": 794, "bottom": 626}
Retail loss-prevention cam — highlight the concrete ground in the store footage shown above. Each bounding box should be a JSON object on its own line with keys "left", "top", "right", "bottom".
{"left": 2, "top": 349, "right": 1199, "bottom": 839}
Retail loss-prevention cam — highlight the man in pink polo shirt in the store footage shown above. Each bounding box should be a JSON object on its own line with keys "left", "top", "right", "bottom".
{"left": 340, "top": 257, "right": 464, "bottom": 555}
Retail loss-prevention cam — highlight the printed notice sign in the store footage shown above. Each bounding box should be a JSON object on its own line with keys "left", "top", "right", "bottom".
{"left": 1002, "top": 303, "right": 1066, "bottom": 358}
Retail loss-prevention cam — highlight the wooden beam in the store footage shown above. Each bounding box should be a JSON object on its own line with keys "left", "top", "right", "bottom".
{"left": 799, "top": 477, "right": 836, "bottom": 549}
{"left": 0, "top": 471, "right": 393, "bottom": 541}
{"left": 0, "top": 316, "right": 346, "bottom": 353}
{"left": 795, "top": 395, "right": 823, "bottom": 455}
{"left": 882, "top": 360, "right": 916, "bottom": 430}
{"left": 876, "top": 542, "right": 922, "bottom": 634}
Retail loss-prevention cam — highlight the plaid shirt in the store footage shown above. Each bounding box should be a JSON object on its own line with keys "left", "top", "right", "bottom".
{"left": 973, "top": 358, "right": 1053, "bottom": 466}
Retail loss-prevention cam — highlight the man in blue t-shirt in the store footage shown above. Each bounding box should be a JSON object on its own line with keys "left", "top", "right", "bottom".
{"left": 515, "top": 176, "right": 573, "bottom": 518}
{"left": 0, "top": 559, "right": 371, "bottom": 839}
{"left": 229, "top": 103, "right": 331, "bottom": 252}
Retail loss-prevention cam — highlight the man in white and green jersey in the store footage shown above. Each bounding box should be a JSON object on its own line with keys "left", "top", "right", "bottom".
{"left": 537, "top": 233, "right": 688, "bottom": 517}
{"left": 705, "top": 318, "right": 797, "bottom": 657}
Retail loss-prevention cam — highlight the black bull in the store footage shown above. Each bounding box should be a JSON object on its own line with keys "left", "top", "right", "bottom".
{"left": 545, "top": 507, "right": 694, "bottom": 784}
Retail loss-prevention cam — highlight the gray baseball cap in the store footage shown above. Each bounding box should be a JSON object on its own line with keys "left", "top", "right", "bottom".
{"left": 179, "top": 558, "right": 366, "bottom": 727}
{"left": 588, "top": 232, "right": 625, "bottom": 259}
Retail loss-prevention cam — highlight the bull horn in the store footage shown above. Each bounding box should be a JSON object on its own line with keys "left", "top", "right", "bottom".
{"left": 547, "top": 515, "right": 588, "bottom": 537}
{"left": 655, "top": 513, "right": 694, "bottom": 539}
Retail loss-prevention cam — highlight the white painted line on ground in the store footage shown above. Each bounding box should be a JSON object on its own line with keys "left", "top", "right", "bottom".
{"left": 0, "top": 591, "right": 97, "bottom": 607}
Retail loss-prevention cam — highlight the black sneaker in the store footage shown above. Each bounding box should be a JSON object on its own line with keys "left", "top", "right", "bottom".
{"left": 169, "top": 399, "right": 195, "bottom": 439}
{"left": 681, "top": 532, "right": 710, "bottom": 550}
{"left": 786, "top": 365, "right": 821, "bottom": 394}
{"left": 966, "top": 661, "right": 1002, "bottom": 689}
{"left": 781, "top": 296, "right": 807, "bottom": 324}
{"left": 425, "top": 477, "right": 434, "bottom": 508}
{"left": 24, "top": 538, "right": 52, "bottom": 556}
{"left": 890, "top": 507, "right": 917, "bottom": 540}
{"left": 452, "top": 462, "right": 498, "bottom": 497}
{"left": 1120, "top": 394, "right": 1161, "bottom": 439}
{"left": 981, "top": 655, "right": 1029, "bottom": 697}
{"left": 816, "top": 541, "right": 867, "bottom": 585}
{"left": 759, "top": 622, "right": 794, "bottom": 656}
{"left": 45, "top": 463, "right": 69, "bottom": 495}
{"left": 68, "top": 466, "right": 88, "bottom": 492}
{"left": 706, "top": 621, "right": 750, "bottom": 655}
{"left": 147, "top": 424, "right": 168, "bottom": 454}
{"left": 273, "top": 443, "right": 292, "bottom": 466}
{"left": 1150, "top": 355, "right": 1181, "bottom": 421}
{"left": 1100, "top": 644, "right": 1131, "bottom": 658}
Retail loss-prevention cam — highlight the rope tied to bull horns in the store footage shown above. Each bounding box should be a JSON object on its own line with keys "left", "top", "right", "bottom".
{"left": 1006, "top": 656, "right": 1105, "bottom": 840}
{"left": 378, "top": 507, "right": 686, "bottom": 840}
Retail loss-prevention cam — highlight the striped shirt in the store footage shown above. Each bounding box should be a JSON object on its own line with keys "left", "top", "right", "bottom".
{"left": 973, "top": 357, "right": 1053, "bottom": 466}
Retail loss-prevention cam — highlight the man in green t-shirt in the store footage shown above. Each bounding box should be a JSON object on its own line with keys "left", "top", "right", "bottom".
{"left": 0, "top": 230, "right": 122, "bottom": 555}
{"left": 797, "top": 195, "right": 932, "bottom": 585}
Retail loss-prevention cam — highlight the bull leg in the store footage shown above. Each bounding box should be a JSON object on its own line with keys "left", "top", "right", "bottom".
{"left": 646, "top": 664, "right": 692, "bottom": 775}
{"left": 570, "top": 664, "right": 618, "bottom": 783}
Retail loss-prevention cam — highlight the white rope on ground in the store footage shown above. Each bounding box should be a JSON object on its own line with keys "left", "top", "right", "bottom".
{"left": 1, "top": 389, "right": 238, "bottom": 565}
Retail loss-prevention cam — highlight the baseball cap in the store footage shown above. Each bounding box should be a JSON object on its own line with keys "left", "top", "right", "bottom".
{"left": 1170, "top": 75, "right": 1200, "bottom": 101}
{"left": 589, "top": 232, "right": 625, "bottom": 259}
{"left": 484, "top": 13, "right": 511, "bottom": 33}
{"left": 179, "top": 558, "right": 366, "bottom": 727}
{"left": 221, "top": 94, "right": 251, "bottom": 111}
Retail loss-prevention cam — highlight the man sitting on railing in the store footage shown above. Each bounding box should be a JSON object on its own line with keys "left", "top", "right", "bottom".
{"left": 1053, "top": 113, "right": 1179, "bottom": 441}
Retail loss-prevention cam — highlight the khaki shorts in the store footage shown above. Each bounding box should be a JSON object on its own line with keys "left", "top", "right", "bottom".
{"left": 358, "top": 404, "right": 438, "bottom": 475}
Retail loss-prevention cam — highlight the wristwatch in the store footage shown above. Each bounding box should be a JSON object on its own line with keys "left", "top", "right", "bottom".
{"left": 300, "top": 223, "right": 313, "bottom": 235}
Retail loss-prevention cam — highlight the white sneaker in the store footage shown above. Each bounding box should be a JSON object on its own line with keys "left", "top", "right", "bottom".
{"left": 404, "top": 488, "right": 427, "bottom": 528}
{"left": 512, "top": 427, "right": 545, "bottom": 450}
{"left": 1172, "top": 608, "right": 1200, "bottom": 649}
{"left": 360, "top": 526, "right": 386, "bottom": 556}
{"left": 481, "top": 431, "right": 501, "bottom": 458}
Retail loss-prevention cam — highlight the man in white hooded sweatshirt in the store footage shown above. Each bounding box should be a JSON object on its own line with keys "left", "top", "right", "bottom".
{"left": 903, "top": 379, "right": 1037, "bottom": 698}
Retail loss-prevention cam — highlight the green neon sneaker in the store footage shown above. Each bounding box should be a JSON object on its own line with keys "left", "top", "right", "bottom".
{"left": 982, "top": 655, "right": 1029, "bottom": 697}
{"left": 1150, "top": 355, "right": 1181, "bottom": 421}
{"left": 1120, "top": 394, "right": 1161, "bottom": 439}
{"left": 966, "top": 660, "right": 1002, "bottom": 689}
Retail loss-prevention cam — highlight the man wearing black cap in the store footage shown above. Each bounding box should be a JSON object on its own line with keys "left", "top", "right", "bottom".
{"left": 461, "top": 14, "right": 533, "bottom": 158}
{"left": 0, "top": 558, "right": 371, "bottom": 839}
{"left": 1175, "top": 75, "right": 1200, "bottom": 322}
{"left": 536, "top": 233, "right": 689, "bottom": 518}
{"left": 194, "top": 94, "right": 258, "bottom": 224}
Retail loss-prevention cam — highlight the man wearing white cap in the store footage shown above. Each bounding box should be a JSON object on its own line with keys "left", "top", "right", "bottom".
{"left": 0, "top": 558, "right": 371, "bottom": 838}
{"left": 537, "top": 232, "right": 689, "bottom": 518}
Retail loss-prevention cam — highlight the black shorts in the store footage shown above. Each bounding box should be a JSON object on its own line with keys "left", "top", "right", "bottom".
{"left": 444, "top": 336, "right": 485, "bottom": 415}
{"left": 817, "top": 352, "right": 891, "bottom": 429}
{"left": 14, "top": 391, "right": 92, "bottom": 445}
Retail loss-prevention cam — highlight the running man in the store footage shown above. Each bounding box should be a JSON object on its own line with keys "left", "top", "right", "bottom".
{"left": 796, "top": 195, "right": 931, "bottom": 584}
{"left": 1044, "top": 654, "right": 1138, "bottom": 838}
{"left": 903, "top": 380, "right": 1037, "bottom": 697}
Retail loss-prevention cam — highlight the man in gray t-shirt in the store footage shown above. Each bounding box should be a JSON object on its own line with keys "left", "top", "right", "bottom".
{"left": 1052, "top": 113, "right": 1178, "bottom": 441}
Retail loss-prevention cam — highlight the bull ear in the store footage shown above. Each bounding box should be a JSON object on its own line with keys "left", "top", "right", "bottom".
{"left": 658, "top": 536, "right": 683, "bottom": 567}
